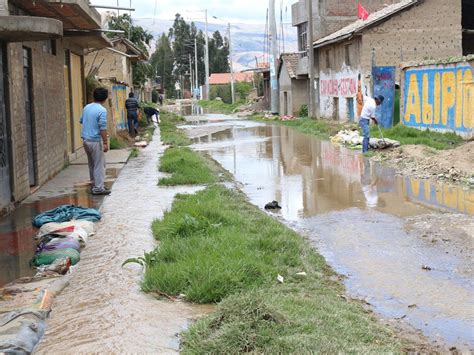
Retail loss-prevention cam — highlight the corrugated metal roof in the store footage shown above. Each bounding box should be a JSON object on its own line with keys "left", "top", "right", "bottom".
{"left": 313, "top": 0, "right": 420, "bottom": 48}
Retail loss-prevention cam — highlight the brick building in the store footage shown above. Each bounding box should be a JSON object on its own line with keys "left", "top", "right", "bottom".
{"left": 85, "top": 38, "right": 147, "bottom": 136}
{"left": 0, "top": 0, "right": 109, "bottom": 213}
{"left": 313, "top": 0, "right": 473, "bottom": 125}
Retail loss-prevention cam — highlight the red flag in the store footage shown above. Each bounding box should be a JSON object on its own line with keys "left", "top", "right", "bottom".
{"left": 358, "top": 3, "right": 369, "bottom": 21}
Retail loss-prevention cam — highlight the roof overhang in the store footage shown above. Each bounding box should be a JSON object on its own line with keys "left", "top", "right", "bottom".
{"left": 64, "top": 30, "right": 113, "bottom": 50}
{"left": 10, "top": 0, "right": 101, "bottom": 30}
{"left": 0, "top": 15, "right": 62, "bottom": 42}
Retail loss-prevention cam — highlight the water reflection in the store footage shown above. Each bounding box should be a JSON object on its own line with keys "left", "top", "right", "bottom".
{"left": 194, "top": 124, "right": 472, "bottom": 217}
{"left": 0, "top": 190, "right": 103, "bottom": 287}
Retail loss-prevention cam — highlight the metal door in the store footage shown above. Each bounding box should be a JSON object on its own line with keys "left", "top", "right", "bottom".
{"left": 0, "top": 43, "right": 11, "bottom": 207}
{"left": 372, "top": 66, "right": 396, "bottom": 128}
{"left": 23, "top": 47, "right": 36, "bottom": 187}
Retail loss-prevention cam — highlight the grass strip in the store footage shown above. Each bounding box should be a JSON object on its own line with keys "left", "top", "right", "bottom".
{"left": 199, "top": 99, "right": 245, "bottom": 114}
{"left": 158, "top": 147, "right": 217, "bottom": 186}
{"left": 160, "top": 111, "right": 191, "bottom": 147}
{"left": 143, "top": 186, "right": 406, "bottom": 353}
{"left": 370, "top": 124, "right": 463, "bottom": 150}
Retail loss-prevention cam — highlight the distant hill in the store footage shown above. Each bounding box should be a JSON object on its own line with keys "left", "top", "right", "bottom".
{"left": 134, "top": 18, "right": 297, "bottom": 71}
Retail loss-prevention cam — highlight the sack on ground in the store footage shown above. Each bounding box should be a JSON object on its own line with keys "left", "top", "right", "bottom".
{"left": 37, "top": 220, "right": 95, "bottom": 238}
{"left": 31, "top": 248, "right": 80, "bottom": 267}
{"left": 36, "top": 237, "right": 81, "bottom": 253}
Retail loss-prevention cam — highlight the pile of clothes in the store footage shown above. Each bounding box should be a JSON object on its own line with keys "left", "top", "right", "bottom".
{"left": 30, "top": 205, "right": 101, "bottom": 272}
{"left": 331, "top": 130, "right": 400, "bottom": 149}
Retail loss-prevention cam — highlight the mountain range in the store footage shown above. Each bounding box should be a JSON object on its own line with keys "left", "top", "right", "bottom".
{"left": 134, "top": 18, "right": 297, "bottom": 71}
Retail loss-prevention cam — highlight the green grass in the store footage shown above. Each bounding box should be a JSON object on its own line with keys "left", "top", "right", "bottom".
{"left": 160, "top": 111, "right": 191, "bottom": 147}
{"left": 371, "top": 124, "right": 464, "bottom": 150}
{"left": 142, "top": 186, "right": 407, "bottom": 353}
{"left": 199, "top": 99, "right": 245, "bottom": 114}
{"left": 252, "top": 115, "right": 357, "bottom": 140}
{"left": 109, "top": 136, "right": 128, "bottom": 150}
{"left": 158, "top": 147, "right": 217, "bottom": 186}
{"left": 129, "top": 147, "right": 139, "bottom": 159}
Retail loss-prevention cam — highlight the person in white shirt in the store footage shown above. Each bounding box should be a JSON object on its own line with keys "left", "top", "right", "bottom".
{"left": 359, "top": 95, "right": 384, "bottom": 153}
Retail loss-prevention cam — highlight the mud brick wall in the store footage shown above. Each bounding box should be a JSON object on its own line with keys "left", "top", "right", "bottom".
{"left": 85, "top": 44, "right": 133, "bottom": 87}
{"left": 6, "top": 40, "right": 67, "bottom": 202}
{"left": 360, "top": 0, "right": 463, "bottom": 79}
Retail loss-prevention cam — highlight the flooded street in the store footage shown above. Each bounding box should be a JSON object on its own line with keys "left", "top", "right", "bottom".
{"left": 187, "top": 117, "right": 474, "bottom": 350}
{"left": 35, "top": 130, "right": 211, "bottom": 353}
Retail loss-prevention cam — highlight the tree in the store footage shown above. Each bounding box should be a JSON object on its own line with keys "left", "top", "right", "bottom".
{"left": 107, "top": 14, "right": 153, "bottom": 86}
{"left": 150, "top": 34, "right": 175, "bottom": 97}
{"left": 209, "top": 31, "right": 230, "bottom": 74}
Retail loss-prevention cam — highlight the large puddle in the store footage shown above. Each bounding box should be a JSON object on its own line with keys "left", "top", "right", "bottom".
{"left": 188, "top": 119, "right": 474, "bottom": 349}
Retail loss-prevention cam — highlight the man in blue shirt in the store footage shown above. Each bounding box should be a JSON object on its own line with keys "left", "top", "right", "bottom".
{"left": 80, "top": 87, "right": 111, "bottom": 195}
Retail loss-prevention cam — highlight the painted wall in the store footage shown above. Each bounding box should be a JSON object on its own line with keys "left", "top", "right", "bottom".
{"left": 401, "top": 60, "right": 473, "bottom": 138}
{"left": 112, "top": 85, "right": 128, "bottom": 131}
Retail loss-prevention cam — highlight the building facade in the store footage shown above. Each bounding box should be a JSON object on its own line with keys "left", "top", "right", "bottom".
{"left": 313, "top": 0, "right": 472, "bottom": 126}
{"left": 0, "top": 0, "right": 108, "bottom": 213}
{"left": 278, "top": 53, "right": 309, "bottom": 116}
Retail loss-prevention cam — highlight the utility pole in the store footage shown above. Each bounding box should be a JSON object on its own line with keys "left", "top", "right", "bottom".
{"left": 195, "top": 38, "right": 199, "bottom": 95}
{"left": 307, "top": 0, "right": 315, "bottom": 118}
{"left": 189, "top": 54, "right": 194, "bottom": 95}
{"left": 204, "top": 10, "right": 210, "bottom": 100}
{"left": 269, "top": 0, "right": 279, "bottom": 114}
{"left": 228, "top": 23, "right": 235, "bottom": 104}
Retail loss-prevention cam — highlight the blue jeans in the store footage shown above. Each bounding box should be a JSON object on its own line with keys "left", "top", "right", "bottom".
{"left": 127, "top": 112, "right": 138, "bottom": 136}
{"left": 359, "top": 118, "right": 370, "bottom": 153}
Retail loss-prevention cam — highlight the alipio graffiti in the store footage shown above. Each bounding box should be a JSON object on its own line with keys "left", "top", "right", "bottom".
{"left": 402, "top": 61, "right": 473, "bottom": 137}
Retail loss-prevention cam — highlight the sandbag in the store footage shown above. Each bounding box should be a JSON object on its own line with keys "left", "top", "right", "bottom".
{"left": 0, "top": 309, "right": 47, "bottom": 354}
{"left": 37, "top": 237, "right": 81, "bottom": 253}
{"left": 31, "top": 248, "right": 80, "bottom": 267}
{"left": 32, "top": 205, "right": 101, "bottom": 228}
{"left": 37, "top": 221, "right": 95, "bottom": 238}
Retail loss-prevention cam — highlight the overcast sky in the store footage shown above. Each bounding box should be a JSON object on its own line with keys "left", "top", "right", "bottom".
{"left": 95, "top": 0, "right": 296, "bottom": 24}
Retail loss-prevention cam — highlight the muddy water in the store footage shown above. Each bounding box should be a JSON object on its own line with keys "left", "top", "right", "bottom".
{"left": 190, "top": 120, "right": 474, "bottom": 349}
{"left": 35, "top": 130, "right": 212, "bottom": 354}
{"left": 0, "top": 191, "right": 103, "bottom": 287}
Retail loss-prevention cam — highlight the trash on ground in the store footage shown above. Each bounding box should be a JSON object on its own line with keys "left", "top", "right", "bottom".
{"left": 331, "top": 130, "right": 400, "bottom": 149}
{"left": 277, "top": 274, "right": 284, "bottom": 283}
{"left": 421, "top": 265, "right": 432, "bottom": 271}
{"left": 31, "top": 248, "right": 81, "bottom": 267}
{"left": 37, "top": 221, "right": 95, "bottom": 238}
{"left": 134, "top": 141, "right": 148, "bottom": 148}
{"left": 296, "top": 272, "right": 308, "bottom": 277}
{"left": 32, "top": 205, "right": 101, "bottom": 228}
{"left": 265, "top": 201, "right": 282, "bottom": 210}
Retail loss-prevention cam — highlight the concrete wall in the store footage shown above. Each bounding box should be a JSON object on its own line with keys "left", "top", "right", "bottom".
{"left": 85, "top": 45, "right": 133, "bottom": 87}
{"left": 401, "top": 59, "right": 473, "bottom": 138}
{"left": 279, "top": 64, "right": 293, "bottom": 116}
{"left": 6, "top": 39, "right": 67, "bottom": 203}
{"left": 318, "top": 38, "right": 363, "bottom": 121}
{"left": 360, "top": 0, "right": 463, "bottom": 80}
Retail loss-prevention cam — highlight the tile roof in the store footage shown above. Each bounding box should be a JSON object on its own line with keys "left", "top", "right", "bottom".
{"left": 313, "top": 0, "right": 420, "bottom": 48}
{"left": 280, "top": 53, "right": 300, "bottom": 79}
{"left": 209, "top": 72, "right": 254, "bottom": 85}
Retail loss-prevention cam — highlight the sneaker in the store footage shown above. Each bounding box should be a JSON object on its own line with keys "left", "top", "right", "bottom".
{"left": 92, "top": 188, "right": 111, "bottom": 196}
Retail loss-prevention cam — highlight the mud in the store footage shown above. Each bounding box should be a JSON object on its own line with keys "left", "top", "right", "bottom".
{"left": 187, "top": 117, "right": 474, "bottom": 351}
{"left": 34, "top": 129, "right": 212, "bottom": 354}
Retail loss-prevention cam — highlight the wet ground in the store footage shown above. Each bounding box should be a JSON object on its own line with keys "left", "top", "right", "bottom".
{"left": 184, "top": 117, "right": 474, "bottom": 350}
{"left": 35, "top": 129, "right": 212, "bottom": 353}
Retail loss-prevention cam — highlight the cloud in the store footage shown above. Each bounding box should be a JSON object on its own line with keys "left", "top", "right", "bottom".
{"left": 96, "top": 0, "right": 295, "bottom": 24}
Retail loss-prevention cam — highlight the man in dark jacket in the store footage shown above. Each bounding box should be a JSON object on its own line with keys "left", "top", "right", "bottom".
{"left": 143, "top": 106, "right": 160, "bottom": 126}
{"left": 125, "top": 92, "right": 139, "bottom": 137}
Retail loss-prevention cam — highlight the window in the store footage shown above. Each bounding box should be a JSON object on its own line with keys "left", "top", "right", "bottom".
{"left": 297, "top": 22, "right": 308, "bottom": 57}
{"left": 345, "top": 44, "right": 352, "bottom": 66}
{"left": 42, "top": 40, "right": 56, "bottom": 55}
{"left": 325, "top": 50, "right": 331, "bottom": 68}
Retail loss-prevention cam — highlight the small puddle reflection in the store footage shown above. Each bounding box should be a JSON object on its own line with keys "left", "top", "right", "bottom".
{"left": 0, "top": 188, "right": 106, "bottom": 287}
{"left": 192, "top": 120, "right": 473, "bottom": 349}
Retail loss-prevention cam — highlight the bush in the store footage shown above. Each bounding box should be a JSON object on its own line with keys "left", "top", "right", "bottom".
{"left": 298, "top": 105, "right": 308, "bottom": 118}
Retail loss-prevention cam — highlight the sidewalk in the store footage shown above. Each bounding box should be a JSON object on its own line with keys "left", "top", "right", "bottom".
{"left": 35, "top": 128, "right": 211, "bottom": 353}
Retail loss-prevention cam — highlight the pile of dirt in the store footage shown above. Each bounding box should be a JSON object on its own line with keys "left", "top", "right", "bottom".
{"left": 373, "top": 142, "right": 474, "bottom": 186}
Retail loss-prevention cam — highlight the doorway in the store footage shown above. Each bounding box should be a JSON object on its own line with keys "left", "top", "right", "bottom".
{"left": 23, "top": 47, "right": 36, "bottom": 187}
{"left": 0, "top": 43, "right": 11, "bottom": 208}
{"left": 284, "top": 91, "right": 288, "bottom": 116}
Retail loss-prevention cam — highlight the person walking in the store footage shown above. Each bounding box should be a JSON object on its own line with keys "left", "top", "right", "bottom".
{"left": 359, "top": 95, "right": 384, "bottom": 153}
{"left": 80, "top": 87, "right": 111, "bottom": 195}
{"left": 125, "top": 92, "right": 140, "bottom": 137}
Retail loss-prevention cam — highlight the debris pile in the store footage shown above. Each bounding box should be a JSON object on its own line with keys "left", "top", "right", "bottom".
{"left": 331, "top": 130, "right": 400, "bottom": 149}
